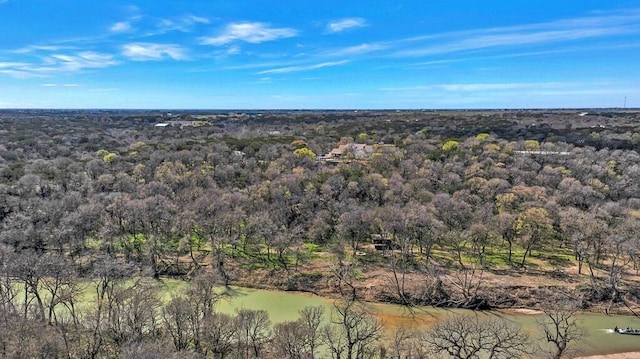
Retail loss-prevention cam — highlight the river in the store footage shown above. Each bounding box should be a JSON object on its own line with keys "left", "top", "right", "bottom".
{"left": 207, "top": 285, "right": 640, "bottom": 357}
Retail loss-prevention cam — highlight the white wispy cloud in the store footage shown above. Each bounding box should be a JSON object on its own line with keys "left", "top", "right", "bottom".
{"left": 379, "top": 82, "right": 636, "bottom": 99}
{"left": 258, "top": 60, "right": 349, "bottom": 74}
{"left": 0, "top": 62, "right": 32, "bottom": 77}
{"left": 321, "top": 43, "right": 388, "bottom": 57}
{"left": 381, "top": 82, "right": 571, "bottom": 92}
{"left": 108, "top": 14, "right": 207, "bottom": 37}
{"left": 377, "top": 81, "right": 637, "bottom": 108}
{"left": 326, "top": 18, "right": 367, "bottom": 33}
{"left": 43, "top": 51, "right": 118, "bottom": 71}
{"left": 0, "top": 51, "right": 118, "bottom": 77}
{"left": 0, "top": 61, "right": 30, "bottom": 69}
{"left": 12, "top": 45, "right": 76, "bottom": 54}
{"left": 222, "top": 60, "right": 300, "bottom": 71}
{"left": 200, "top": 22, "right": 298, "bottom": 45}
{"left": 153, "top": 15, "right": 210, "bottom": 34}
{"left": 41, "top": 83, "right": 81, "bottom": 87}
{"left": 398, "top": 27, "right": 635, "bottom": 57}
{"left": 0, "top": 70, "right": 33, "bottom": 78}
{"left": 110, "top": 21, "right": 132, "bottom": 33}
{"left": 393, "top": 10, "right": 640, "bottom": 57}
{"left": 226, "top": 45, "right": 241, "bottom": 55}
{"left": 122, "top": 43, "right": 188, "bottom": 61}
{"left": 406, "top": 41, "right": 640, "bottom": 70}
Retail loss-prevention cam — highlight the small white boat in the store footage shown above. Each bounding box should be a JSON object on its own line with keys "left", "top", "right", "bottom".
{"left": 614, "top": 326, "right": 640, "bottom": 335}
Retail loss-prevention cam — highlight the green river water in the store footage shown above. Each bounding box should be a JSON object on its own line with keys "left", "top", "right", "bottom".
{"left": 204, "top": 285, "right": 640, "bottom": 357}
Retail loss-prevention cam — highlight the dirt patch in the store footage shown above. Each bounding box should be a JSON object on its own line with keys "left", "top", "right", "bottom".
{"left": 502, "top": 308, "right": 543, "bottom": 315}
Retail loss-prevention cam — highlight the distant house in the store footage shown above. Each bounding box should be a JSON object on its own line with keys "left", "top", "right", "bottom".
{"left": 371, "top": 234, "right": 400, "bottom": 251}
{"left": 328, "top": 144, "right": 349, "bottom": 158}
{"left": 514, "top": 150, "right": 572, "bottom": 156}
{"left": 169, "top": 120, "right": 196, "bottom": 128}
{"left": 352, "top": 143, "right": 374, "bottom": 158}
{"left": 155, "top": 120, "right": 207, "bottom": 128}
{"left": 327, "top": 143, "right": 374, "bottom": 159}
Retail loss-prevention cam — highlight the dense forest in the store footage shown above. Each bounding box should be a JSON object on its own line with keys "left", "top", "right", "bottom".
{"left": 1, "top": 109, "right": 639, "bottom": 358}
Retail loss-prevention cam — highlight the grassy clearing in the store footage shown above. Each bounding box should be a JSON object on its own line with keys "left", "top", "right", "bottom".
{"left": 399, "top": 239, "right": 578, "bottom": 273}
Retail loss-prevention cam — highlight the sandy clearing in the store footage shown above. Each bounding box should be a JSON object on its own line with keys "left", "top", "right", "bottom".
{"left": 575, "top": 353, "right": 640, "bottom": 359}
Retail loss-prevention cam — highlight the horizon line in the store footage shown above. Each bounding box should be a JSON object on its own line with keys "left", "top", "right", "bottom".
{"left": 0, "top": 107, "right": 638, "bottom": 112}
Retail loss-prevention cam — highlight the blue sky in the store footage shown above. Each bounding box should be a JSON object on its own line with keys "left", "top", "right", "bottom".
{"left": 1, "top": 0, "right": 639, "bottom": 109}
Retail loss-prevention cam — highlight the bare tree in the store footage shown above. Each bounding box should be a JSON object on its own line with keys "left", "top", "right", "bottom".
{"left": 107, "top": 280, "right": 161, "bottom": 345}
{"left": 537, "top": 299, "right": 586, "bottom": 359}
{"left": 0, "top": 315, "right": 67, "bottom": 359}
{"left": 8, "top": 251, "right": 47, "bottom": 321}
{"left": 336, "top": 205, "right": 372, "bottom": 256}
{"left": 494, "top": 212, "right": 517, "bottom": 264}
{"left": 235, "top": 308, "right": 271, "bottom": 359}
{"left": 324, "top": 298, "right": 382, "bottom": 359}
{"left": 606, "top": 217, "right": 640, "bottom": 306}
{"left": 425, "top": 314, "right": 530, "bottom": 359}
{"left": 201, "top": 312, "right": 237, "bottom": 359}
{"left": 432, "top": 193, "right": 473, "bottom": 267}
{"left": 405, "top": 201, "right": 443, "bottom": 267}
{"left": 185, "top": 271, "right": 223, "bottom": 350}
{"left": 120, "top": 339, "right": 184, "bottom": 359}
{"left": 446, "top": 266, "right": 487, "bottom": 309}
{"left": 162, "top": 296, "right": 193, "bottom": 351}
{"left": 196, "top": 190, "right": 248, "bottom": 285}
{"left": 272, "top": 321, "right": 309, "bottom": 359}
{"left": 141, "top": 194, "right": 179, "bottom": 279}
{"left": 384, "top": 326, "right": 430, "bottom": 359}
{"left": 39, "top": 253, "right": 80, "bottom": 326}
{"left": 375, "top": 207, "right": 414, "bottom": 308}
{"left": 272, "top": 306, "right": 325, "bottom": 359}
{"left": 327, "top": 259, "right": 383, "bottom": 359}
{"left": 559, "top": 207, "right": 606, "bottom": 279}
{"left": 0, "top": 246, "right": 18, "bottom": 316}
{"left": 88, "top": 257, "right": 139, "bottom": 357}
{"left": 299, "top": 305, "right": 325, "bottom": 358}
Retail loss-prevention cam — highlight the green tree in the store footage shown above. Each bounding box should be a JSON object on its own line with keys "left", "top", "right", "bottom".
{"left": 515, "top": 207, "right": 553, "bottom": 267}
{"left": 524, "top": 139, "right": 540, "bottom": 151}
{"left": 293, "top": 147, "right": 317, "bottom": 160}
{"left": 442, "top": 140, "right": 460, "bottom": 152}
{"left": 102, "top": 152, "right": 117, "bottom": 164}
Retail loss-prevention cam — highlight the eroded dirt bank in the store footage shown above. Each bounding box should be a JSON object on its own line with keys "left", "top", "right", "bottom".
{"left": 226, "top": 258, "right": 640, "bottom": 314}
